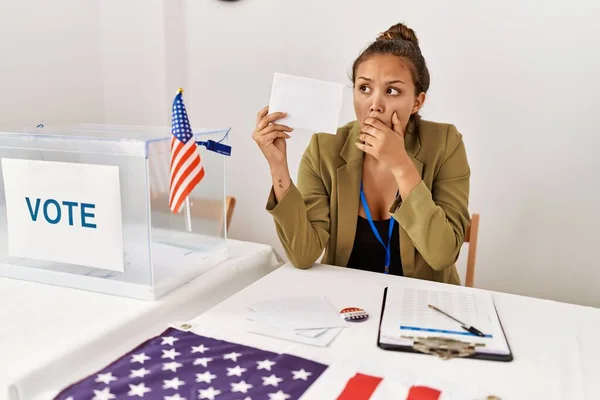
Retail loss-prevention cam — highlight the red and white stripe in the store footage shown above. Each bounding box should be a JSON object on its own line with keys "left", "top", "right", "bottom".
{"left": 168, "top": 135, "right": 205, "bottom": 213}
{"left": 303, "top": 362, "right": 488, "bottom": 400}
{"left": 336, "top": 373, "right": 443, "bottom": 400}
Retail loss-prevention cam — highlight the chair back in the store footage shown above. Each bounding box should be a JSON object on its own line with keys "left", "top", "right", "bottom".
{"left": 150, "top": 193, "right": 236, "bottom": 236}
{"left": 464, "top": 213, "right": 480, "bottom": 287}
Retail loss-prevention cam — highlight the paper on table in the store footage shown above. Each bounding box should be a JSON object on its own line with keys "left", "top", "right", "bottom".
{"left": 380, "top": 286, "right": 511, "bottom": 355}
{"left": 245, "top": 311, "right": 331, "bottom": 338}
{"left": 268, "top": 72, "right": 344, "bottom": 134}
{"left": 245, "top": 296, "right": 346, "bottom": 346}
{"left": 248, "top": 296, "right": 347, "bottom": 330}
{"left": 246, "top": 311, "right": 333, "bottom": 337}
{"left": 246, "top": 321, "right": 343, "bottom": 347}
{"left": 295, "top": 328, "right": 330, "bottom": 338}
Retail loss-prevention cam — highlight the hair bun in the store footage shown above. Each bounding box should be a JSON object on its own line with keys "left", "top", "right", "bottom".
{"left": 377, "top": 23, "right": 419, "bottom": 46}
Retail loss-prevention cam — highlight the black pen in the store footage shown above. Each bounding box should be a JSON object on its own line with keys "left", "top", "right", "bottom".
{"left": 428, "top": 304, "right": 486, "bottom": 337}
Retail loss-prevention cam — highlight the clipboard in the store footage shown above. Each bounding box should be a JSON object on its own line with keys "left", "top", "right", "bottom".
{"left": 377, "top": 287, "right": 513, "bottom": 362}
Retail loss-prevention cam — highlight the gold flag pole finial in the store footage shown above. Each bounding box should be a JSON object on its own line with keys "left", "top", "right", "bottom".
{"left": 177, "top": 88, "right": 184, "bottom": 94}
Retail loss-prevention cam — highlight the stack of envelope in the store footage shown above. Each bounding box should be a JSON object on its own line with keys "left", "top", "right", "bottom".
{"left": 245, "top": 296, "right": 348, "bottom": 347}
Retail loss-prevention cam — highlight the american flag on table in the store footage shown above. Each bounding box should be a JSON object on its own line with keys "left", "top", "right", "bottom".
{"left": 53, "top": 327, "right": 327, "bottom": 400}
{"left": 169, "top": 89, "right": 205, "bottom": 214}
{"left": 52, "top": 327, "right": 481, "bottom": 400}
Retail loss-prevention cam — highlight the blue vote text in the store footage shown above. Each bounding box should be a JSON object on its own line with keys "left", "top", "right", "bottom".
{"left": 25, "top": 197, "right": 97, "bottom": 228}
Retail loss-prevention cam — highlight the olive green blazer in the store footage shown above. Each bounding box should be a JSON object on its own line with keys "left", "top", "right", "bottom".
{"left": 266, "top": 119, "right": 471, "bottom": 285}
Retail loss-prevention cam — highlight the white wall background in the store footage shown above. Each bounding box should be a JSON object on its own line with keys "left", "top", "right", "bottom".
{"left": 0, "top": 0, "right": 105, "bottom": 125}
{"left": 1, "top": 0, "right": 599, "bottom": 307}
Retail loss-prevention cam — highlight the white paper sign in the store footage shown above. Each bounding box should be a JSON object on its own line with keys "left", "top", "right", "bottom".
{"left": 268, "top": 72, "right": 344, "bottom": 134}
{"left": 1, "top": 158, "right": 124, "bottom": 272}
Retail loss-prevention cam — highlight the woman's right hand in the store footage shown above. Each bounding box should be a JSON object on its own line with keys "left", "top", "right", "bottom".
{"left": 252, "top": 106, "right": 293, "bottom": 168}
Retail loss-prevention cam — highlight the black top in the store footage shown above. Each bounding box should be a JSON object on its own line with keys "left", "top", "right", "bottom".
{"left": 346, "top": 215, "right": 403, "bottom": 276}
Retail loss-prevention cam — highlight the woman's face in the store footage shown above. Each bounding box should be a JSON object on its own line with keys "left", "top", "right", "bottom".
{"left": 353, "top": 53, "right": 425, "bottom": 131}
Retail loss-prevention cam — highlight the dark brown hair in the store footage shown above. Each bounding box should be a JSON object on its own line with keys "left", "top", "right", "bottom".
{"left": 351, "top": 23, "right": 430, "bottom": 123}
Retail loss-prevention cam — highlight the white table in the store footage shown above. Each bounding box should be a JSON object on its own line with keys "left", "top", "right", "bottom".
{"left": 1, "top": 239, "right": 282, "bottom": 400}
{"left": 181, "top": 264, "right": 600, "bottom": 400}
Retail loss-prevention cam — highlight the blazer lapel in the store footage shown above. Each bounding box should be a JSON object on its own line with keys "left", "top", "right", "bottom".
{"left": 335, "top": 122, "right": 362, "bottom": 267}
{"left": 404, "top": 119, "right": 423, "bottom": 178}
{"left": 399, "top": 119, "right": 423, "bottom": 277}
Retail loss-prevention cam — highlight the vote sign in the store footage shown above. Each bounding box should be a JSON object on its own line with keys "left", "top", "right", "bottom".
{"left": 1, "top": 158, "right": 124, "bottom": 272}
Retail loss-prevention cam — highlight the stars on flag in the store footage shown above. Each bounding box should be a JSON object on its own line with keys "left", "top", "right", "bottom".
{"left": 268, "top": 390, "right": 292, "bottom": 400}
{"left": 162, "top": 377, "right": 186, "bottom": 390}
{"left": 292, "top": 368, "right": 312, "bottom": 380}
{"left": 193, "top": 357, "right": 213, "bottom": 367}
{"left": 92, "top": 387, "right": 115, "bottom": 400}
{"left": 196, "top": 371, "right": 217, "bottom": 384}
{"left": 191, "top": 344, "right": 209, "bottom": 354}
{"left": 257, "top": 359, "right": 276, "bottom": 371}
{"left": 227, "top": 365, "right": 247, "bottom": 377}
{"left": 130, "top": 367, "right": 151, "bottom": 379}
{"left": 128, "top": 382, "right": 151, "bottom": 397}
{"left": 262, "top": 374, "right": 284, "bottom": 387}
{"left": 53, "top": 328, "right": 327, "bottom": 400}
{"left": 198, "top": 386, "right": 221, "bottom": 400}
{"left": 130, "top": 353, "right": 150, "bottom": 364}
{"left": 162, "top": 348, "right": 181, "bottom": 360}
{"left": 161, "top": 336, "right": 179, "bottom": 346}
{"left": 223, "top": 351, "right": 242, "bottom": 362}
{"left": 162, "top": 361, "right": 183, "bottom": 372}
{"left": 164, "top": 394, "right": 186, "bottom": 400}
{"left": 230, "top": 380, "right": 254, "bottom": 394}
{"left": 95, "top": 372, "right": 117, "bottom": 385}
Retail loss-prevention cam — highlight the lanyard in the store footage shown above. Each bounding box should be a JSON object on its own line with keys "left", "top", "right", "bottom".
{"left": 359, "top": 182, "right": 395, "bottom": 274}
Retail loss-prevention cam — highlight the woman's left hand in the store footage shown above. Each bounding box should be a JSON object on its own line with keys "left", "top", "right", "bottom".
{"left": 355, "top": 112, "right": 411, "bottom": 175}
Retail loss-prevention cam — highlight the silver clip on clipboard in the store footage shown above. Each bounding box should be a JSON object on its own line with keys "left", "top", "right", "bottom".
{"left": 408, "top": 336, "right": 485, "bottom": 360}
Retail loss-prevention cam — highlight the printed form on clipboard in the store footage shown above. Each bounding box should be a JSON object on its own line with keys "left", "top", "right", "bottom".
{"left": 378, "top": 286, "right": 512, "bottom": 361}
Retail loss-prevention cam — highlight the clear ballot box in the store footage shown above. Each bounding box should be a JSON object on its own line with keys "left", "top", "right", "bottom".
{"left": 0, "top": 124, "right": 230, "bottom": 300}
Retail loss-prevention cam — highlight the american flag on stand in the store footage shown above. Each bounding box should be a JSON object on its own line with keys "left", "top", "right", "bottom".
{"left": 169, "top": 89, "right": 205, "bottom": 214}
{"left": 53, "top": 327, "right": 328, "bottom": 400}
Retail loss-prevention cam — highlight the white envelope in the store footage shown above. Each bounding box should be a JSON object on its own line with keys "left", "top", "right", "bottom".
{"left": 246, "top": 321, "right": 343, "bottom": 347}
{"left": 295, "top": 328, "right": 330, "bottom": 338}
{"left": 268, "top": 72, "right": 344, "bottom": 135}
{"left": 248, "top": 296, "right": 347, "bottom": 330}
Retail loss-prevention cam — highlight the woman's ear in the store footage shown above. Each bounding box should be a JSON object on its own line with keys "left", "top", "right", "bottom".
{"left": 412, "top": 92, "right": 426, "bottom": 114}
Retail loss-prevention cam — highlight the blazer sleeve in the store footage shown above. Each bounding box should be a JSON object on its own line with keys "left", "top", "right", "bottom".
{"left": 391, "top": 124, "right": 471, "bottom": 271}
{"left": 265, "top": 134, "right": 330, "bottom": 269}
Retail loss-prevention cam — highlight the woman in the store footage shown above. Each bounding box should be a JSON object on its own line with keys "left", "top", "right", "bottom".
{"left": 252, "top": 22, "right": 470, "bottom": 285}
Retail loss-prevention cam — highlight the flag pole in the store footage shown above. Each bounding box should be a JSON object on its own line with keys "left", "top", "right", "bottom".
{"left": 184, "top": 196, "right": 192, "bottom": 232}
